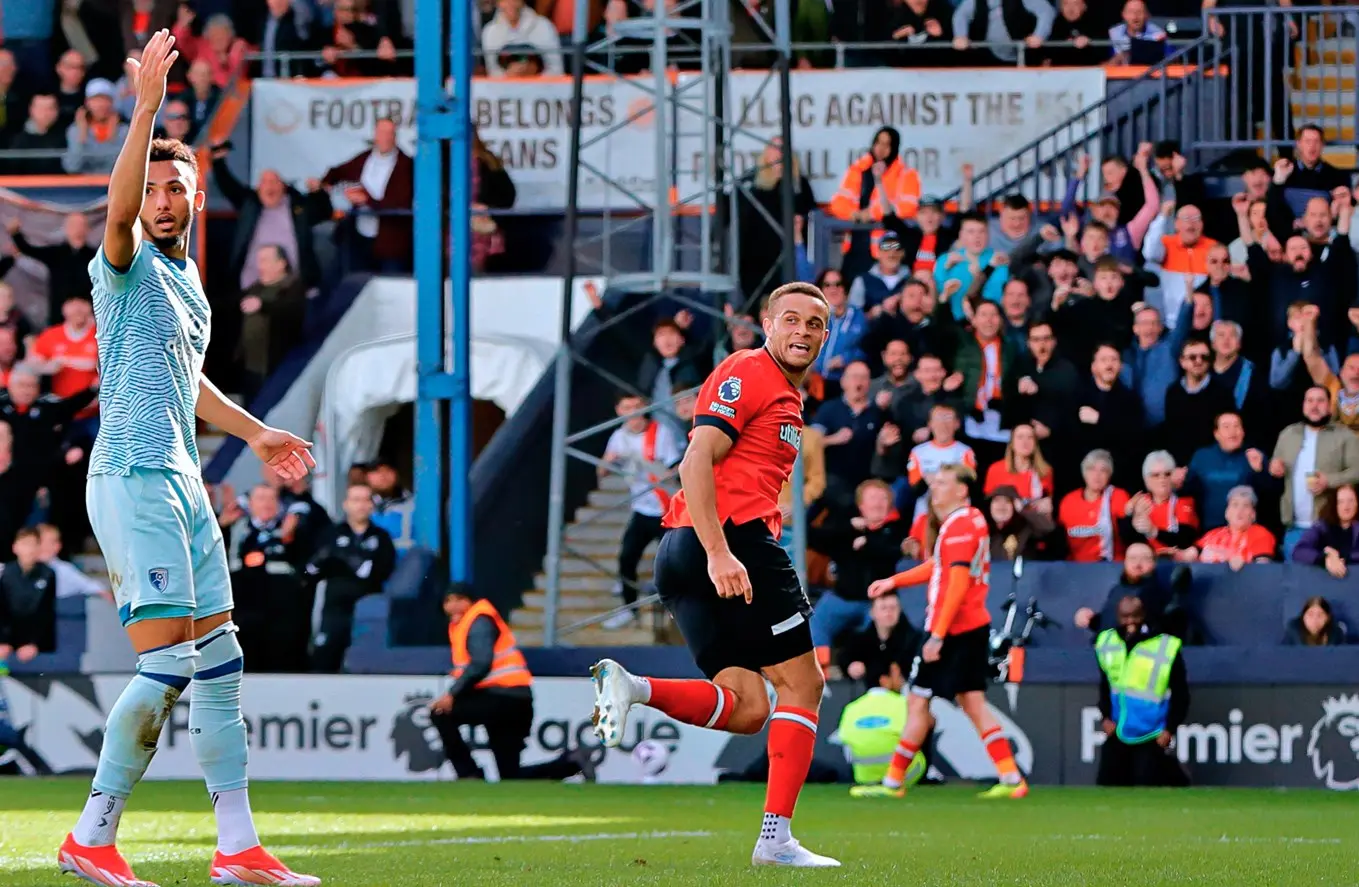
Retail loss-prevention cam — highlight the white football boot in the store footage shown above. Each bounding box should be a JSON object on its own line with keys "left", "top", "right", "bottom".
{"left": 590, "top": 658, "right": 640, "bottom": 747}
{"left": 752, "top": 838, "right": 842, "bottom": 868}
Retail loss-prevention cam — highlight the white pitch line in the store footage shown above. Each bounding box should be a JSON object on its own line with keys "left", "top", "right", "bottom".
{"left": 325, "top": 830, "right": 715, "bottom": 851}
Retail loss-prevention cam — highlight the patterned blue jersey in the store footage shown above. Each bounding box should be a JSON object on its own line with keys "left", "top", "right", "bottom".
{"left": 87, "top": 241, "right": 209, "bottom": 477}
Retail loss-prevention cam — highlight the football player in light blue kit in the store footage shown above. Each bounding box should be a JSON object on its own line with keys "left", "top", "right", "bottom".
{"left": 58, "top": 31, "right": 321, "bottom": 887}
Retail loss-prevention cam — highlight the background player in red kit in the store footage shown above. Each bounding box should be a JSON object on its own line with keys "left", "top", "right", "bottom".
{"left": 851, "top": 463, "right": 1029, "bottom": 800}
{"left": 589, "top": 282, "right": 839, "bottom": 868}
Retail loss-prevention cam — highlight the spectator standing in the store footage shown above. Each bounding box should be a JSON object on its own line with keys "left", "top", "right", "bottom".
{"left": 237, "top": 246, "right": 307, "bottom": 400}
{"left": 1270, "top": 386, "right": 1359, "bottom": 559}
{"left": 1282, "top": 596, "right": 1349, "bottom": 646}
{"left": 1001, "top": 321, "right": 1079, "bottom": 479}
{"left": 6, "top": 216, "right": 97, "bottom": 325}
{"left": 1120, "top": 450, "right": 1198, "bottom": 557}
{"left": 1209, "top": 319, "right": 1269, "bottom": 434}
{"left": 1275, "top": 126, "right": 1353, "bottom": 196}
{"left": 225, "top": 485, "right": 309, "bottom": 673}
{"left": 34, "top": 523, "right": 110, "bottom": 599}
{"left": 176, "top": 12, "right": 250, "bottom": 88}
{"left": 0, "top": 324, "right": 29, "bottom": 385}
{"left": 1041, "top": 0, "right": 1107, "bottom": 67}
{"left": 872, "top": 353, "right": 963, "bottom": 482}
{"left": 0, "top": 529, "right": 58, "bottom": 662}
{"left": 1073, "top": 543, "right": 1190, "bottom": 640}
{"left": 6, "top": 94, "right": 67, "bottom": 175}
{"left": 848, "top": 235, "right": 911, "bottom": 315}
{"left": 1142, "top": 203, "right": 1217, "bottom": 331}
{"left": 319, "top": 0, "right": 400, "bottom": 78}
{"left": 54, "top": 51, "right": 88, "bottom": 129}
{"left": 1073, "top": 345, "right": 1145, "bottom": 490}
{"left": 1059, "top": 449, "right": 1129, "bottom": 562}
{"left": 983, "top": 423, "right": 1053, "bottom": 506}
{"left": 482, "top": 0, "right": 565, "bottom": 75}
{"left": 471, "top": 128, "right": 518, "bottom": 274}
{"left": 0, "top": 368, "right": 97, "bottom": 527}
{"left": 1162, "top": 339, "right": 1234, "bottom": 466}
{"left": 252, "top": 0, "right": 318, "bottom": 79}
{"left": 807, "top": 479, "right": 906, "bottom": 667}
{"left": 1181, "top": 411, "right": 1266, "bottom": 531}
{"left": 1120, "top": 305, "right": 1179, "bottom": 431}
{"left": 870, "top": 339, "right": 913, "bottom": 409}
{"left": 814, "top": 361, "right": 883, "bottom": 501}
{"left": 952, "top": 0, "right": 1056, "bottom": 64}
{"left": 1271, "top": 304, "right": 1336, "bottom": 431}
{"left": 903, "top": 403, "right": 975, "bottom": 519}
{"left": 320, "top": 117, "right": 415, "bottom": 274}
{"left": 813, "top": 271, "right": 867, "bottom": 397}
{"left": 934, "top": 213, "right": 1009, "bottom": 322}
{"left": 892, "top": 194, "right": 963, "bottom": 278}
{"left": 1052, "top": 257, "right": 1139, "bottom": 368}
{"left": 183, "top": 61, "right": 221, "bottom": 141}
{"left": 0, "top": 428, "right": 26, "bottom": 556}
{"left": 736, "top": 137, "right": 816, "bottom": 304}
{"left": 598, "top": 394, "right": 681, "bottom": 630}
{"left": 998, "top": 278, "right": 1034, "bottom": 355}
{"left": 1, "top": 0, "right": 57, "bottom": 93}
{"left": 213, "top": 143, "right": 330, "bottom": 291}
{"left": 1195, "top": 244, "right": 1256, "bottom": 350}
{"left": 1108, "top": 0, "right": 1168, "bottom": 64}
{"left": 1183, "top": 486, "right": 1275, "bottom": 567}
{"left": 887, "top": 0, "right": 956, "bottom": 66}
{"left": 0, "top": 51, "right": 20, "bottom": 146}
{"left": 860, "top": 277, "right": 952, "bottom": 363}
{"left": 304, "top": 482, "right": 397, "bottom": 672}
{"left": 156, "top": 99, "right": 193, "bottom": 143}
{"left": 61, "top": 79, "right": 129, "bottom": 175}
{"left": 1302, "top": 350, "right": 1359, "bottom": 436}
{"left": 828, "top": 126, "right": 922, "bottom": 281}
{"left": 990, "top": 195, "right": 1056, "bottom": 264}
{"left": 954, "top": 300, "right": 1012, "bottom": 466}
{"left": 1291, "top": 484, "right": 1359, "bottom": 576}
{"left": 1094, "top": 594, "right": 1189, "bottom": 787}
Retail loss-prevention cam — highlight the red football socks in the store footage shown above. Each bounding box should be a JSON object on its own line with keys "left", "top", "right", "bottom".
{"left": 764, "top": 705, "right": 818, "bottom": 819}
{"left": 883, "top": 738, "right": 921, "bottom": 789}
{"left": 644, "top": 679, "right": 734, "bottom": 730}
{"left": 982, "top": 725, "right": 1021, "bottom": 784}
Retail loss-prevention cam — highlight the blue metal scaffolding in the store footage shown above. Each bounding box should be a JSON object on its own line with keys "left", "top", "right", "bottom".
{"left": 412, "top": 0, "right": 474, "bottom": 586}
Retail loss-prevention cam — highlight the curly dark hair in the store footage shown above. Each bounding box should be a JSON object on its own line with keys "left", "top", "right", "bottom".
{"left": 148, "top": 138, "right": 198, "bottom": 177}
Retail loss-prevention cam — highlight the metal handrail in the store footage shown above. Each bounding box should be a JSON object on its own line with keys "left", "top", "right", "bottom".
{"left": 939, "top": 34, "right": 1217, "bottom": 208}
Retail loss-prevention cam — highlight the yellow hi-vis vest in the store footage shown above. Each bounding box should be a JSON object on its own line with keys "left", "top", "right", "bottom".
{"left": 1094, "top": 629, "right": 1181, "bottom": 745}
{"left": 837, "top": 688, "right": 907, "bottom": 784}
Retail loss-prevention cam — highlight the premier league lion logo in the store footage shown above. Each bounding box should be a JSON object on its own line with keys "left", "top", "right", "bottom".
{"left": 1307, "top": 695, "right": 1359, "bottom": 790}
{"left": 389, "top": 693, "right": 447, "bottom": 774}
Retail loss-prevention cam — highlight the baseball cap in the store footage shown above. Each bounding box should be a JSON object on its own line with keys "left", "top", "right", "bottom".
{"left": 879, "top": 234, "right": 903, "bottom": 252}
{"left": 85, "top": 78, "right": 116, "bottom": 100}
{"left": 919, "top": 196, "right": 945, "bottom": 211}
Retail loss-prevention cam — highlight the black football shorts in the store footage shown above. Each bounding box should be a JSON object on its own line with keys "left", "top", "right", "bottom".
{"left": 908, "top": 625, "right": 992, "bottom": 699}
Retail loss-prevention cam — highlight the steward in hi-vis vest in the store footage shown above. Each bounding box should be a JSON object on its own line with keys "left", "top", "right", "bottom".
{"left": 1093, "top": 595, "right": 1190, "bottom": 787}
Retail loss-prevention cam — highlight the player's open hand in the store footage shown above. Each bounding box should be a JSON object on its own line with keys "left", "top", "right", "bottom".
{"left": 247, "top": 427, "right": 317, "bottom": 482}
{"left": 867, "top": 578, "right": 897, "bottom": 599}
{"left": 708, "top": 549, "right": 752, "bottom": 604}
{"left": 129, "top": 29, "right": 178, "bottom": 115}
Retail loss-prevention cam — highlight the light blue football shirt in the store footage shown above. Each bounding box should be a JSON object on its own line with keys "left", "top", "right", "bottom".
{"left": 87, "top": 240, "right": 210, "bottom": 477}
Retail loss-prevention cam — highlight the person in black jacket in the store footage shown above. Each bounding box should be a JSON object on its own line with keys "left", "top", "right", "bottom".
{"left": 304, "top": 482, "right": 396, "bottom": 673}
{"left": 0, "top": 368, "right": 98, "bottom": 530}
{"left": 5, "top": 214, "right": 96, "bottom": 324}
{"left": 1073, "top": 542, "right": 1192, "bottom": 640}
{"left": 210, "top": 143, "right": 332, "bottom": 290}
{"left": 223, "top": 484, "right": 309, "bottom": 673}
{"left": 1281, "top": 596, "right": 1349, "bottom": 646}
{"left": 0, "top": 528, "right": 59, "bottom": 661}
{"left": 1072, "top": 344, "right": 1146, "bottom": 492}
{"left": 1161, "top": 339, "right": 1236, "bottom": 466}
{"left": 887, "top": 0, "right": 956, "bottom": 67}
{"left": 836, "top": 592, "right": 922, "bottom": 690}
{"left": 736, "top": 137, "right": 817, "bottom": 304}
{"left": 1040, "top": 0, "right": 1109, "bottom": 66}
{"left": 807, "top": 479, "right": 907, "bottom": 665}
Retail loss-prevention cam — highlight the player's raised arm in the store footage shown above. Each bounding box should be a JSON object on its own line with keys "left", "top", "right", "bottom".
{"left": 103, "top": 29, "right": 177, "bottom": 270}
{"left": 679, "top": 425, "right": 752, "bottom": 602}
{"left": 197, "top": 375, "right": 316, "bottom": 481}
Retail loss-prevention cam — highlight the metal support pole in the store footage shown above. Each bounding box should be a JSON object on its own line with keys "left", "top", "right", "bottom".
{"left": 448, "top": 0, "right": 474, "bottom": 584}
{"left": 412, "top": 0, "right": 446, "bottom": 554}
{"left": 542, "top": 3, "right": 592, "bottom": 647}
{"left": 773, "top": 0, "right": 806, "bottom": 585}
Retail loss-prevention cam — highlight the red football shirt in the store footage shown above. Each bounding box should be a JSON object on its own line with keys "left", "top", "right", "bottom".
{"left": 1059, "top": 487, "right": 1130, "bottom": 563}
{"left": 925, "top": 505, "right": 992, "bottom": 636}
{"left": 31, "top": 323, "right": 99, "bottom": 398}
{"left": 663, "top": 348, "right": 803, "bottom": 538}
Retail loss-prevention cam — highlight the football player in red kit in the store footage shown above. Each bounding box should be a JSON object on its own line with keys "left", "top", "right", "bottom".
{"left": 851, "top": 463, "right": 1029, "bottom": 799}
{"left": 590, "top": 282, "right": 840, "bottom": 867}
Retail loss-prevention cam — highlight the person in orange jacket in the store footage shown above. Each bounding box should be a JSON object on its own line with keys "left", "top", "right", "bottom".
{"left": 829, "top": 126, "right": 923, "bottom": 281}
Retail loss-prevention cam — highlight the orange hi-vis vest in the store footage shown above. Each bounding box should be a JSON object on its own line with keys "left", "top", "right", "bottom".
{"left": 448, "top": 599, "right": 532, "bottom": 690}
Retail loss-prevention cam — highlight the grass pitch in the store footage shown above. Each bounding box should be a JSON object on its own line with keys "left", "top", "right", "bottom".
{"left": 1, "top": 779, "right": 1354, "bottom": 886}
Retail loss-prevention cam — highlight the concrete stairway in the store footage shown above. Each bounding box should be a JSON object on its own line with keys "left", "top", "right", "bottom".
{"left": 1291, "top": 26, "right": 1358, "bottom": 171}
{"left": 511, "top": 473, "right": 675, "bottom": 647}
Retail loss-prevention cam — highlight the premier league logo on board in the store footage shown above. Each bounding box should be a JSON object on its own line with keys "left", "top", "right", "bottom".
{"left": 1308, "top": 695, "right": 1359, "bottom": 790}
{"left": 717, "top": 377, "right": 742, "bottom": 404}
{"left": 148, "top": 568, "right": 169, "bottom": 594}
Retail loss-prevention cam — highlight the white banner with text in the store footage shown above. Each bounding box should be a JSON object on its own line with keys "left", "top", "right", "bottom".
{"left": 250, "top": 69, "right": 1105, "bottom": 211}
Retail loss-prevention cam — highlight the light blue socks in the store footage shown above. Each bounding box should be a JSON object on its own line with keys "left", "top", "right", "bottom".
{"left": 74, "top": 640, "right": 197, "bottom": 845}
{"left": 190, "top": 622, "right": 249, "bottom": 793}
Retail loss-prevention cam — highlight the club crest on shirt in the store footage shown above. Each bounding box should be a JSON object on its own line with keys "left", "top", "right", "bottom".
{"left": 779, "top": 423, "right": 802, "bottom": 450}
{"left": 148, "top": 568, "right": 169, "bottom": 594}
{"left": 717, "top": 376, "right": 742, "bottom": 404}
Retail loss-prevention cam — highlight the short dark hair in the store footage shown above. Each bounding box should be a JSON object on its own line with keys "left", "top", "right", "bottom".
{"left": 1028, "top": 320, "right": 1054, "bottom": 338}
{"left": 1153, "top": 139, "right": 1181, "bottom": 159}
{"left": 652, "top": 318, "right": 683, "bottom": 335}
{"left": 149, "top": 138, "right": 198, "bottom": 178}
{"left": 13, "top": 526, "right": 39, "bottom": 544}
{"left": 1296, "top": 123, "right": 1325, "bottom": 140}
{"left": 1002, "top": 194, "right": 1031, "bottom": 212}
{"left": 1093, "top": 342, "right": 1121, "bottom": 359}
{"left": 768, "top": 280, "right": 829, "bottom": 310}
{"left": 1093, "top": 256, "right": 1123, "bottom": 276}
{"left": 1213, "top": 410, "right": 1242, "bottom": 430}
{"left": 957, "top": 211, "right": 987, "bottom": 229}
{"left": 616, "top": 391, "right": 647, "bottom": 406}
{"left": 1083, "top": 220, "right": 1110, "bottom": 237}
